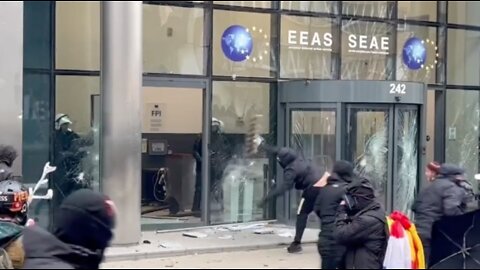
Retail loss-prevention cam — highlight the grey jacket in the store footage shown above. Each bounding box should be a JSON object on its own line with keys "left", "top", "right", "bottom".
{"left": 412, "top": 164, "right": 474, "bottom": 240}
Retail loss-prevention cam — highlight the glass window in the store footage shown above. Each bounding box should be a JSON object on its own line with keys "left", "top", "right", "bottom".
{"left": 213, "top": 10, "right": 274, "bottom": 78}
{"left": 341, "top": 20, "right": 395, "bottom": 80}
{"left": 280, "top": 16, "right": 336, "bottom": 79}
{"left": 54, "top": 76, "right": 100, "bottom": 215}
{"left": 210, "top": 81, "right": 272, "bottom": 224}
{"left": 398, "top": 1, "right": 437, "bottom": 21}
{"left": 447, "top": 29, "right": 480, "bottom": 86}
{"left": 445, "top": 90, "right": 480, "bottom": 192}
{"left": 141, "top": 87, "right": 204, "bottom": 229}
{"left": 448, "top": 1, "right": 480, "bottom": 26}
{"left": 24, "top": 1, "right": 52, "bottom": 69}
{"left": 396, "top": 25, "right": 438, "bottom": 84}
{"left": 56, "top": 1, "right": 100, "bottom": 70}
{"left": 280, "top": 1, "right": 338, "bottom": 13}
{"left": 23, "top": 73, "right": 51, "bottom": 228}
{"left": 143, "top": 5, "right": 204, "bottom": 75}
{"left": 214, "top": 1, "right": 271, "bottom": 8}
{"left": 342, "top": 1, "right": 394, "bottom": 19}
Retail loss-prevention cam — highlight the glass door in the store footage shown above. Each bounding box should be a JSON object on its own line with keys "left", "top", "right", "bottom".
{"left": 345, "top": 105, "right": 393, "bottom": 209}
{"left": 393, "top": 105, "right": 419, "bottom": 215}
{"left": 345, "top": 104, "right": 420, "bottom": 213}
{"left": 288, "top": 105, "right": 337, "bottom": 221}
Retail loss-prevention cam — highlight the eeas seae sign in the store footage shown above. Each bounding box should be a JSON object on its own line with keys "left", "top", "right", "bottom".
{"left": 286, "top": 30, "right": 390, "bottom": 55}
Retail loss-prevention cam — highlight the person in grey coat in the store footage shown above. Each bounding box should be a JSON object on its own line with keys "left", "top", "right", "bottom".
{"left": 412, "top": 163, "right": 475, "bottom": 266}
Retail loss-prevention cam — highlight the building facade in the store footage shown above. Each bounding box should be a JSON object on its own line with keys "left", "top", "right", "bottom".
{"left": 2, "top": 1, "right": 480, "bottom": 244}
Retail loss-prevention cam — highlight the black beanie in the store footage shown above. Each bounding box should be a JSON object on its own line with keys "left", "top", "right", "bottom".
{"left": 333, "top": 160, "right": 354, "bottom": 177}
{"left": 53, "top": 189, "right": 116, "bottom": 252}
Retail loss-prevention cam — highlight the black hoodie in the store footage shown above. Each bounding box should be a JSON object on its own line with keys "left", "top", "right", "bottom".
{"left": 23, "top": 189, "right": 115, "bottom": 269}
{"left": 22, "top": 226, "right": 104, "bottom": 269}
{"left": 264, "top": 147, "right": 323, "bottom": 201}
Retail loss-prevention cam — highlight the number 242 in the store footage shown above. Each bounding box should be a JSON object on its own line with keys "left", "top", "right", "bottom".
{"left": 389, "top": 83, "right": 406, "bottom": 94}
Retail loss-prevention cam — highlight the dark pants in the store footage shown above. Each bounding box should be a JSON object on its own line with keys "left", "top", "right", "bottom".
{"left": 192, "top": 170, "right": 202, "bottom": 212}
{"left": 293, "top": 187, "right": 320, "bottom": 243}
{"left": 318, "top": 233, "right": 344, "bottom": 269}
{"left": 420, "top": 235, "right": 431, "bottom": 268}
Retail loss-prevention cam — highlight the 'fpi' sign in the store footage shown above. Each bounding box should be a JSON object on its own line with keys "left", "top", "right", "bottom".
{"left": 145, "top": 103, "right": 165, "bottom": 132}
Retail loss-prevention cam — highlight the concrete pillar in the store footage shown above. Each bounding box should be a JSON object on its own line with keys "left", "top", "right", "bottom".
{"left": 100, "top": 1, "right": 142, "bottom": 245}
{"left": 0, "top": 2, "right": 23, "bottom": 175}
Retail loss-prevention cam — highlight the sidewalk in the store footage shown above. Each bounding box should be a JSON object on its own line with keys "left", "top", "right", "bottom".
{"left": 103, "top": 245, "right": 319, "bottom": 269}
{"left": 104, "top": 222, "right": 319, "bottom": 262}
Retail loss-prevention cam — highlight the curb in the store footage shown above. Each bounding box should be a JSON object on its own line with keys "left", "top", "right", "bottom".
{"left": 104, "top": 241, "right": 317, "bottom": 263}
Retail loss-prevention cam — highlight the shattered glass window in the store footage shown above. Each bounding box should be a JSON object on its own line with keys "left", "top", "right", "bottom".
{"left": 210, "top": 81, "right": 273, "bottom": 224}
{"left": 53, "top": 76, "right": 101, "bottom": 213}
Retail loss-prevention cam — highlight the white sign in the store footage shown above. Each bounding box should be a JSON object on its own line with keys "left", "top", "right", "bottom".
{"left": 145, "top": 103, "right": 166, "bottom": 132}
{"left": 287, "top": 30, "right": 333, "bottom": 52}
{"left": 286, "top": 30, "right": 390, "bottom": 55}
{"left": 347, "top": 35, "right": 389, "bottom": 55}
{"left": 389, "top": 83, "right": 406, "bottom": 95}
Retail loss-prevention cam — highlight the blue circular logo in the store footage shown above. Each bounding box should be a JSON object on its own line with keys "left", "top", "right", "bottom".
{"left": 402, "top": 37, "right": 427, "bottom": 70}
{"left": 221, "top": 25, "right": 253, "bottom": 62}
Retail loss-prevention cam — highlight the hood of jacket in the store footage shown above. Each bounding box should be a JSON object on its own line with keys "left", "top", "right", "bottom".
{"left": 277, "top": 148, "right": 298, "bottom": 168}
{"left": 23, "top": 226, "right": 104, "bottom": 269}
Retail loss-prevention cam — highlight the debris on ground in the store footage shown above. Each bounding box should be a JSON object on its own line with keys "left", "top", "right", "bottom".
{"left": 253, "top": 228, "right": 275, "bottom": 235}
{"left": 182, "top": 232, "right": 208, "bottom": 238}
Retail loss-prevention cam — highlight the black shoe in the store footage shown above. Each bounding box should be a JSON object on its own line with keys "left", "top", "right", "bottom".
{"left": 287, "top": 242, "right": 302, "bottom": 253}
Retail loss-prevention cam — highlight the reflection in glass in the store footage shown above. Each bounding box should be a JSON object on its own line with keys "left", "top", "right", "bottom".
{"left": 341, "top": 20, "right": 394, "bottom": 80}
{"left": 446, "top": 90, "right": 480, "bottom": 193}
{"left": 214, "top": 1, "right": 271, "bottom": 8}
{"left": 448, "top": 1, "right": 480, "bottom": 26}
{"left": 342, "top": 1, "right": 394, "bottom": 18}
{"left": 398, "top": 1, "right": 437, "bottom": 21}
{"left": 280, "top": 1, "right": 337, "bottom": 13}
{"left": 395, "top": 108, "right": 418, "bottom": 214}
{"left": 347, "top": 107, "right": 389, "bottom": 206}
{"left": 53, "top": 76, "right": 100, "bottom": 218}
{"left": 23, "top": 73, "right": 51, "bottom": 228}
{"left": 290, "top": 110, "right": 336, "bottom": 221}
{"left": 211, "top": 82, "right": 271, "bottom": 224}
{"left": 143, "top": 5, "right": 204, "bottom": 75}
{"left": 280, "top": 16, "right": 336, "bottom": 79}
{"left": 396, "top": 25, "right": 438, "bottom": 84}
{"left": 447, "top": 29, "right": 480, "bottom": 86}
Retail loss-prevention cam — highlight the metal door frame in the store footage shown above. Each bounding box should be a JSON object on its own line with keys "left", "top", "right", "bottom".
{"left": 142, "top": 76, "right": 211, "bottom": 228}
{"left": 277, "top": 80, "right": 426, "bottom": 222}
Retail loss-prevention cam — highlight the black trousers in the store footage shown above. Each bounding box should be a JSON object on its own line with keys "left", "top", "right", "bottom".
{"left": 420, "top": 235, "right": 431, "bottom": 268}
{"left": 192, "top": 170, "right": 202, "bottom": 212}
{"left": 293, "top": 187, "right": 320, "bottom": 243}
{"left": 318, "top": 233, "right": 344, "bottom": 269}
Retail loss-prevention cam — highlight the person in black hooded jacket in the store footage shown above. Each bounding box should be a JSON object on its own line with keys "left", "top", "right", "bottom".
{"left": 22, "top": 189, "right": 116, "bottom": 269}
{"left": 412, "top": 163, "right": 474, "bottom": 266}
{"left": 257, "top": 141, "right": 327, "bottom": 253}
{"left": 314, "top": 160, "right": 353, "bottom": 269}
{"left": 334, "top": 178, "right": 388, "bottom": 269}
